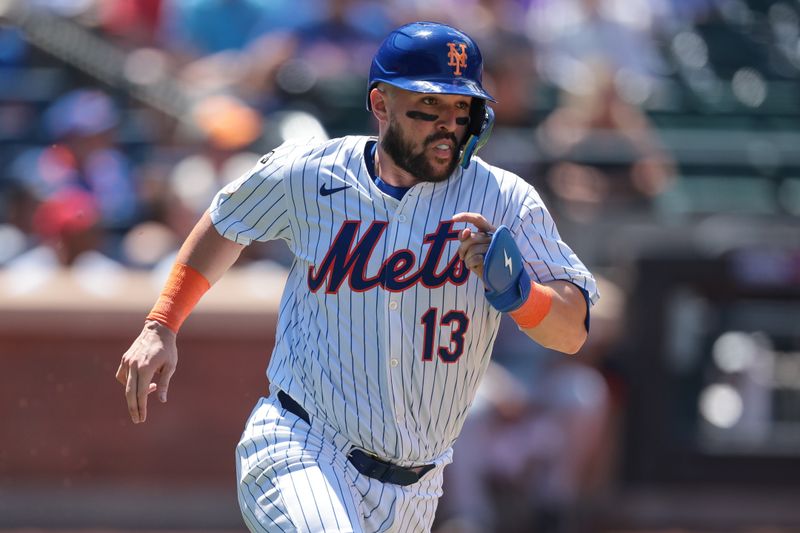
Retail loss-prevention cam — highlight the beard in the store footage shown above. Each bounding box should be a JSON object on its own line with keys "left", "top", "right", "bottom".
{"left": 381, "top": 118, "right": 460, "bottom": 183}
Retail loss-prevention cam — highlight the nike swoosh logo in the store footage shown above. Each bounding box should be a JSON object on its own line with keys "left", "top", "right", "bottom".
{"left": 504, "top": 249, "right": 513, "bottom": 275}
{"left": 319, "top": 184, "right": 352, "bottom": 196}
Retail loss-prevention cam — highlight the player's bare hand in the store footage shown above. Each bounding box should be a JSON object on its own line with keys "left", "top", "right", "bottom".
{"left": 452, "top": 212, "right": 496, "bottom": 278}
{"left": 115, "top": 320, "right": 178, "bottom": 424}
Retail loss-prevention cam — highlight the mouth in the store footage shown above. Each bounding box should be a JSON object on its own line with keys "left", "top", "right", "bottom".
{"left": 430, "top": 141, "right": 455, "bottom": 159}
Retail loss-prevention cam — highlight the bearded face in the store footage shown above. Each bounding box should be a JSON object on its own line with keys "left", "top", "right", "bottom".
{"left": 380, "top": 113, "right": 462, "bottom": 183}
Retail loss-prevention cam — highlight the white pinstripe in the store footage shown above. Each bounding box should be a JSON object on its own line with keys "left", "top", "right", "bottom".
{"left": 212, "top": 135, "right": 597, "bottom": 531}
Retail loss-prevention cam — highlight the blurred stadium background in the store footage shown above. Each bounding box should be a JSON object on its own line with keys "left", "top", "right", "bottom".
{"left": 1, "top": 0, "right": 799, "bottom": 532}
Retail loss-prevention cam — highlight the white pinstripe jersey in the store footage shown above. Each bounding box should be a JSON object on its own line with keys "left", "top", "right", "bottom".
{"left": 210, "top": 135, "right": 598, "bottom": 465}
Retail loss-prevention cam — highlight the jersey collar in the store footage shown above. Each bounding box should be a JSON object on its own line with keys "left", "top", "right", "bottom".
{"left": 365, "top": 140, "right": 411, "bottom": 201}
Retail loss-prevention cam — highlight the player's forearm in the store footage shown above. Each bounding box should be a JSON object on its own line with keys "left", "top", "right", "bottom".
{"left": 518, "top": 280, "right": 588, "bottom": 355}
{"left": 176, "top": 211, "right": 246, "bottom": 284}
{"left": 147, "top": 212, "right": 246, "bottom": 332}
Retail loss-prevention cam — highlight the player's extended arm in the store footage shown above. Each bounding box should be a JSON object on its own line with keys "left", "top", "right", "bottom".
{"left": 115, "top": 212, "right": 245, "bottom": 423}
{"left": 452, "top": 212, "right": 587, "bottom": 355}
{"left": 513, "top": 280, "right": 587, "bottom": 354}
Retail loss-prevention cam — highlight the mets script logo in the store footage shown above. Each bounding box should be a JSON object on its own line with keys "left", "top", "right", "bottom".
{"left": 447, "top": 42, "right": 468, "bottom": 76}
{"left": 308, "top": 220, "right": 469, "bottom": 293}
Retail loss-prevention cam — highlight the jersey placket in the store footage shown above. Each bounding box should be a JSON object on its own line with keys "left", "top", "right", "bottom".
{"left": 382, "top": 189, "right": 419, "bottom": 454}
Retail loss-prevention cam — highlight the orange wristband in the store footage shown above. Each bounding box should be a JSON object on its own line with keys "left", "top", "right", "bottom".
{"left": 146, "top": 262, "right": 211, "bottom": 333}
{"left": 509, "top": 282, "right": 553, "bottom": 329}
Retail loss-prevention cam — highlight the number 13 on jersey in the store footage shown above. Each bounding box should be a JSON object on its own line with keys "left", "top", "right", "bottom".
{"left": 420, "top": 308, "right": 469, "bottom": 363}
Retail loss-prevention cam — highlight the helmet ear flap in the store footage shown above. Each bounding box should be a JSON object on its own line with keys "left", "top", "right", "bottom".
{"left": 459, "top": 101, "right": 494, "bottom": 168}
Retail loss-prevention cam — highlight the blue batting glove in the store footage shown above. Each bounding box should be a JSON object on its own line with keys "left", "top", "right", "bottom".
{"left": 482, "top": 225, "right": 531, "bottom": 312}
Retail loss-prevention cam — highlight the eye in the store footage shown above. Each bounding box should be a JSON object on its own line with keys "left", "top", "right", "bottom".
{"left": 456, "top": 101, "right": 469, "bottom": 110}
{"left": 422, "top": 96, "right": 437, "bottom": 105}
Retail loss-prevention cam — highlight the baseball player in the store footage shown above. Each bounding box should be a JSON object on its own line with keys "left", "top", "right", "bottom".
{"left": 116, "top": 22, "right": 598, "bottom": 532}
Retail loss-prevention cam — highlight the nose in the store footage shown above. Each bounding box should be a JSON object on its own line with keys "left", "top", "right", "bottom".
{"left": 436, "top": 107, "right": 459, "bottom": 131}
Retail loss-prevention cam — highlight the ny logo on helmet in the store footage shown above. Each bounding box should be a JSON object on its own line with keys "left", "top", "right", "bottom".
{"left": 447, "top": 42, "right": 468, "bottom": 76}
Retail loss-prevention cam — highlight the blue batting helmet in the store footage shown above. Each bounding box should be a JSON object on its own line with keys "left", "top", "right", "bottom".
{"left": 366, "top": 21, "right": 496, "bottom": 111}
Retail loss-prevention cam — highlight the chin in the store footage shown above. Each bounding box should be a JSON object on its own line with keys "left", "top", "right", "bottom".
{"left": 435, "top": 156, "right": 457, "bottom": 171}
{"left": 425, "top": 164, "right": 455, "bottom": 183}
{"left": 429, "top": 152, "right": 454, "bottom": 168}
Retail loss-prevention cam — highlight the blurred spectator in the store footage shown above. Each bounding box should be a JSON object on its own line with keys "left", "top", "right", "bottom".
{"left": 3, "top": 187, "right": 126, "bottom": 296}
{"left": 96, "top": 0, "right": 165, "bottom": 47}
{"left": 159, "top": 0, "right": 308, "bottom": 56}
{"left": 483, "top": 31, "right": 539, "bottom": 128}
{"left": 267, "top": 0, "right": 392, "bottom": 133}
{"left": 156, "top": 94, "right": 262, "bottom": 232}
{"left": 44, "top": 88, "right": 137, "bottom": 228}
{"left": 29, "top": 187, "right": 102, "bottom": 266}
{"left": 152, "top": 0, "right": 301, "bottom": 110}
{"left": 536, "top": 63, "right": 676, "bottom": 221}
{"left": 294, "top": 0, "right": 391, "bottom": 78}
{"left": 436, "top": 275, "right": 626, "bottom": 533}
{"left": 4, "top": 187, "right": 111, "bottom": 269}
{"left": 7, "top": 89, "right": 138, "bottom": 248}
{"left": 191, "top": 94, "right": 263, "bottom": 153}
{"left": 125, "top": 92, "right": 297, "bottom": 269}
{"left": 396, "top": 0, "right": 529, "bottom": 40}
{"left": 476, "top": 31, "right": 542, "bottom": 179}
{"left": 528, "top": 0, "right": 669, "bottom": 95}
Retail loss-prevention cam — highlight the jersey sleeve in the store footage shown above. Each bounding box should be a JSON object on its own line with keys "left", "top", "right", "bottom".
{"left": 209, "top": 147, "right": 294, "bottom": 246}
{"left": 511, "top": 195, "right": 599, "bottom": 306}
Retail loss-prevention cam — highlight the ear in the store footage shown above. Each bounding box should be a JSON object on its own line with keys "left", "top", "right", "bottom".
{"left": 369, "top": 87, "right": 390, "bottom": 123}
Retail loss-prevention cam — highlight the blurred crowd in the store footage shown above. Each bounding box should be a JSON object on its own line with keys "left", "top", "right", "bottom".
{"left": 1, "top": 1, "right": 799, "bottom": 531}
{"left": 2, "top": 0, "right": 797, "bottom": 273}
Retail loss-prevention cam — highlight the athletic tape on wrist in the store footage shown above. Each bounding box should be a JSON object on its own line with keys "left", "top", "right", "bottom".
{"left": 508, "top": 282, "right": 552, "bottom": 329}
{"left": 146, "top": 262, "right": 210, "bottom": 333}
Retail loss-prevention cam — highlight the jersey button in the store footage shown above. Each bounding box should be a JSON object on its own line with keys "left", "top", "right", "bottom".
{"left": 397, "top": 214, "right": 407, "bottom": 223}
{"left": 389, "top": 301, "right": 398, "bottom": 310}
{"left": 390, "top": 358, "right": 399, "bottom": 367}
